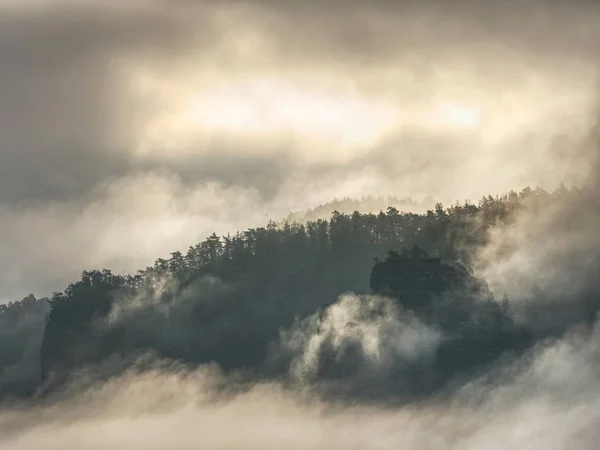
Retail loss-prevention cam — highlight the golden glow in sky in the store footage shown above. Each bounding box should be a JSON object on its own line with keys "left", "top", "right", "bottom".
{"left": 131, "top": 70, "right": 489, "bottom": 164}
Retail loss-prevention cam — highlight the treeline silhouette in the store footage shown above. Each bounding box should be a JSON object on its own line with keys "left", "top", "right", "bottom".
{"left": 282, "top": 195, "right": 435, "bottom": 224}
{"left": 0, "top": 185, "right": 574, "bottom": 400}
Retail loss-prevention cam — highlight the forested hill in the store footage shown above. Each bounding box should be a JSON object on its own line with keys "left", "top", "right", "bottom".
{"left": 0, "top": 186, "right": 573, "bottom": 400}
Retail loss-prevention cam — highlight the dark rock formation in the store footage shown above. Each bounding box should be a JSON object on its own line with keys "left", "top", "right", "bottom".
{"left": 369, "top": 246, "right": 532, "bottom": 387}
{"left": 370, "top": 247, "right": 490, "bottom": 313}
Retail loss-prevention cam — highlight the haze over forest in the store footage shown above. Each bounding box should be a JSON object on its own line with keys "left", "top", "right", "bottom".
{"left": 1, "top": 0, "right": 600, "bottom": 449}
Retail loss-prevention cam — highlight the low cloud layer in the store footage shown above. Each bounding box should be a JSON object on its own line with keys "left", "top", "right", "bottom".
{"left": 3, "top": 317, "right": 600, "bottom": 449}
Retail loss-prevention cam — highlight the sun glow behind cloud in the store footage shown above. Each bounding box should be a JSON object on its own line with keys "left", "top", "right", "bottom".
{"left": 128, "top": 65, "right": 492, "bottom": 164}
{"left": 430, "top": 101, "right": 482, "bottom": 130}
{"left": 132, "top": 73, "right": 402, "bottom": 163}
{"left": 182, "top": 79, "right": 401, "bottom": 149}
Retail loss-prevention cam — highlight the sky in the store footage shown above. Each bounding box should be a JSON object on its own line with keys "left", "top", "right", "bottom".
{"left": 1, "top": 0, "right": 600, "bottom": 301}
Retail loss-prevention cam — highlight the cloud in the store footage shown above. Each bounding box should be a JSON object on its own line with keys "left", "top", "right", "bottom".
{"left": 1, "top": 0, "right": 599, "bottom": 301}
{"left": 3, "top": 318, "right": 600, "bottom": 449}
{"left": 0, "top": 172, "right": 269, "bottom": 301}
{"left": 474, "top": 112, "right": 600, "bottom": 333}
{"left": 272, "top": 294, "right": 442, "bottom": 400}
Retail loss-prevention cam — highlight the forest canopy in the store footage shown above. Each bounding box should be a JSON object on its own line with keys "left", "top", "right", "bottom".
{"left": 0, "top": 185, "right": 583, "bottom": 401}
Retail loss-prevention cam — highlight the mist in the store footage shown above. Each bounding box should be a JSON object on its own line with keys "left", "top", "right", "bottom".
{"left": 3, "top": 319, "right": 600, "bottom": 449}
